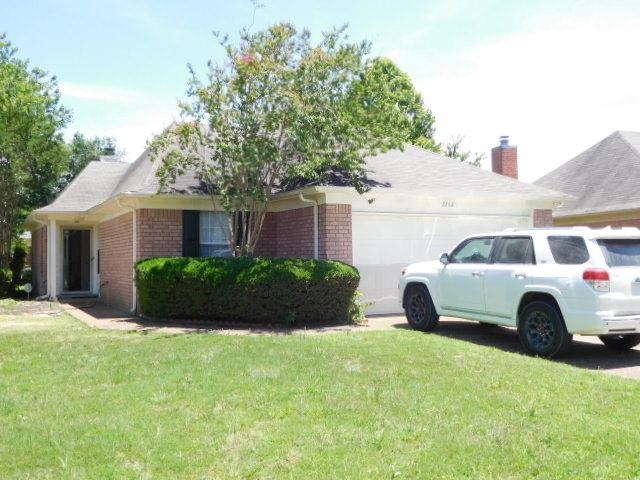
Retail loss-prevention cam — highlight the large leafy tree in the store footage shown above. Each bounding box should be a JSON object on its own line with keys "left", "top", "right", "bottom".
{"left": 60, "top": 132, "right": 119, "bottom": 188}
{"left": 152, "top": 23, "right": 435, "bottom": 256}
{"left": 0, "top": 34, "right": 70, "bottom": 267}
{"left": 347, "top": 57, "right": 438, "bottom": 152}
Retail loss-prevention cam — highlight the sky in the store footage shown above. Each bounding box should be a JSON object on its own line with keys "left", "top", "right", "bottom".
{"left": 3, "top": 0, "right": 640, "bottom": 182}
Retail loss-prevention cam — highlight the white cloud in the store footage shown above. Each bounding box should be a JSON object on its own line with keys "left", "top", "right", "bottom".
{"left": 59, "top": 82, "right": 147, "bottom": 103}
{"left": 415, "top": 18, "right": 640, "bottom": 182}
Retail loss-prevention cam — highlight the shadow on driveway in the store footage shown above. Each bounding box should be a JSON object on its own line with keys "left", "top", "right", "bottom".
{"left": 395, "top": 317, "right": 640, "bottom": 379}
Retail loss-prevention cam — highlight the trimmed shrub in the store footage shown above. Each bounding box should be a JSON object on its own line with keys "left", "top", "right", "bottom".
{"left": 0, "top": 268, "right": 12, "bottom": 299}
{"left": 135, "top": 257, "right": 360, "bottom": 324}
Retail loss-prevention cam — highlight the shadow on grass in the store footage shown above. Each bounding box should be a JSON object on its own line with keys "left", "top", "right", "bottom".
{"left": 405, "top": 317, "right": 640, "bottom": 375}
{"left": 63, "top": 300, "right": 363, "bottom": 336}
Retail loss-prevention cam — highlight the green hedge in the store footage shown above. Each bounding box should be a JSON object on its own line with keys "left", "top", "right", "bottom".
{"left": 135, "top": 257, "right": 360, "bottom": 324}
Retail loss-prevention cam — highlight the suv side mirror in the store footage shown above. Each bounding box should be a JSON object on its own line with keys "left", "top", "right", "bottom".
{"left": 440, "top": 253, "right": 450, "bottom": 265}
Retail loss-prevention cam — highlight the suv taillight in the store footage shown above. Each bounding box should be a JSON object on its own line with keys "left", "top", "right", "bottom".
{"left": 583, "top": 268, "right": 610, "bottom": 292}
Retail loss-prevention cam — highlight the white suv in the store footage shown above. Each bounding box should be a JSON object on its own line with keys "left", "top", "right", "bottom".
{"left": 399, "top": 227, "right": 640, "bottom": 357}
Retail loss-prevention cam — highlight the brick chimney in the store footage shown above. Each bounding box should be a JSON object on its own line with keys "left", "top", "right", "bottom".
{"left": 491, "top": 135, "right": 518, "bottom": 179}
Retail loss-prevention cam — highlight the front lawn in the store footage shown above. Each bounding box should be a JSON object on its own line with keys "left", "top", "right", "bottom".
{"left": 1, "top": 301, "right": 639, "bottom": 478}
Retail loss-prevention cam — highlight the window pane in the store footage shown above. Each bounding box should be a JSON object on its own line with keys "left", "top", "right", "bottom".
{"left": 548, "top": 236, "right": 589, "bottom": 264}
{"left": 200, "top": 244, "right": 232, "bottom": 258}
{"left": 200, "top": 212, "right": 231, "bottom": 257}
{"left": 450, "top": 237, "right": 495, "bottom": 264}
{"left": 495, "top": 237, "right": 535, "bottom": 264}
{"left": 597, "top": 239, "right": 640, "bottom": 267}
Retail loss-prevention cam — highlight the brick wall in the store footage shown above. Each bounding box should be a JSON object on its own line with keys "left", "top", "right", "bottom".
{"left": 255, "top": 212, "right": 278, "bottom": 257}
{"left": 319, "top": 204, "right": 352, "bottom": 263}
{"left": 137, "top": 209, "right": 182, "bottom": 260}
{"left": 31, "top": 227, "right": 47, "bottom": 296}
{"left": 533, "top": 209, "right": 554, "bottom": 227}
{"left": 99, "top": 212, "right": 133, "bottom": 311}
{"left": 254, "top": 204, "right": 353, "bottom": 263}
{"left": 275, "top": 206, "right": 314, "bottom": 258}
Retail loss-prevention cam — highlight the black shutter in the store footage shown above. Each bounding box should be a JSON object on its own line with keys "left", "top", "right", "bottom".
{"left": 182, "top": 210, "right": 200, "bottom": 257}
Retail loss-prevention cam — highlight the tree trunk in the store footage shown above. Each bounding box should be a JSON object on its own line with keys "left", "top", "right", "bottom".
{"left": 0, "top": 160, "right": 18, "bottom": 269}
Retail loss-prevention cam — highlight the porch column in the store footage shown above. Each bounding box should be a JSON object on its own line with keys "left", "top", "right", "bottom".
{"left": 47, "top": 219, "right": 57, "bottom": 300}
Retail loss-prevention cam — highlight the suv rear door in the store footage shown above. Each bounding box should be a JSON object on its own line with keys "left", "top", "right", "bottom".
{"left": 482, "top": 236, "right": 536, "bottom": 323}
{"left": 439, "top": 236, "right": 496, "bottom": 314}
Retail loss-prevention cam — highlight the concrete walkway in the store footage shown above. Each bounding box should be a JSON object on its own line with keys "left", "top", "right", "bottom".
{"left": 61, "top": 303, "right": 640, "bottom": 379}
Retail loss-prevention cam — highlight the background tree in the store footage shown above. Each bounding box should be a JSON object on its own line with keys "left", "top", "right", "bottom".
{"left": 60, "top": 133, "right": 120, "bottom": 188}
{"left": 0, "top": 33, "right": 70, "bottom": 267}
{"left": 444, "top": 135, "right": 485, "bottom": 167}
{"left": 152, "top": 24, "right": 420, "bottom": 256}
{"left": 347, "top": 57, "right": 438, "bottom": 152}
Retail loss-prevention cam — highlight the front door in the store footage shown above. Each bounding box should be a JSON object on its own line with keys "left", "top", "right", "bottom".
{"left": 63, "top": 229, "right": 91, "bottom": 292}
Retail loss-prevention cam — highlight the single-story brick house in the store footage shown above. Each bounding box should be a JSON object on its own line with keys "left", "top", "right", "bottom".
{"left": 26, "top": 137, "right": 565, "bottom": 314}
{"left": 534, "top": 130, "right": 640, "bottom": 228}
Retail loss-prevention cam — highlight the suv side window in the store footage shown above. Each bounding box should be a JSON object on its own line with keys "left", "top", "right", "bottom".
{"left": 548, "top": 236, "right": 590, "bottom": 264}
{"left": 450, "top": 237, "right": 495, "bottom": 264}
{"left": 495, "top": 237, "right": 535, "bottom": 264}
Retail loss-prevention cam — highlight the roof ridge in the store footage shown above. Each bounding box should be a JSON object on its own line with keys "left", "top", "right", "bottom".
{"left": 615, "top": 130, "right": 640, "bottom": 157}
{"left": 110, "top": 146, "right": 151, "bottom": 195}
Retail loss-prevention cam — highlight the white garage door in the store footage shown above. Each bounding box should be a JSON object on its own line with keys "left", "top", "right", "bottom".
{"left": 352, "top": 212, "right": 531, "bottom": 314}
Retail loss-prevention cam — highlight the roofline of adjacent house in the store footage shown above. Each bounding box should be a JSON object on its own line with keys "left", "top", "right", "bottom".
{"left": 554, "top": 202, "right": 640, "bottom": 219}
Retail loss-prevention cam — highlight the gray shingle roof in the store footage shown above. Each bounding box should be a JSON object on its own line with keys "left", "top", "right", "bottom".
{"left": 35, "top": 143, "right": 565, "bottom": 215}
{"left": 36, "top": 161, "right": 130, "bottom": 213}
{"left": 362, "top": 145, "right": 565, "bottom": 199}
{"left": 534, "top": 131, "right": 640, "bottom": 217}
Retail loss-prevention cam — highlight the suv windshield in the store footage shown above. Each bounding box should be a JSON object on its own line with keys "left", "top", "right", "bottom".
{"left": 597, "top": 239, "right": 640, "bottom": 267}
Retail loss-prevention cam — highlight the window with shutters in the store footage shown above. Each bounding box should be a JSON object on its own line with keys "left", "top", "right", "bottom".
{"left": 182, "top": 210, "right": 231, "bottom": 257}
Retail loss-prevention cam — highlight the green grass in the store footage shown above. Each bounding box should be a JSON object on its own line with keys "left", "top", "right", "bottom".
{"left": 1, "top": 302, "right": 639, "bottom": 478}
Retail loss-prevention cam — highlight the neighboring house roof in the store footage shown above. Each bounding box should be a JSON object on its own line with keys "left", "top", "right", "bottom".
{"left": 534, "top": 131, "right": 640, "bottom": 217}
{"left": 33, "top": 142, "right": 566, "bottom": 216}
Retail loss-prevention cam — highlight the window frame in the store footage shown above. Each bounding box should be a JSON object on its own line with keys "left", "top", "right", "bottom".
{"left": 449, "top": 236, "right": 497, "bottom": 264}
{"left": 547, "top": 235, "right": 590, "bottom": 265}
{"left": 199, "top": 211, "right": 231, "bottom": 257}
{"left": 493, "top": 236, "right": 536, "bottom": 265}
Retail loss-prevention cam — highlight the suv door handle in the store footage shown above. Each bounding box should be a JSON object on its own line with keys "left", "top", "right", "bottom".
{"left": 514, "top": 272, "right": 527, "bottom": 279}
{"left": 472, "top": 271, "right": 484, "bottom": 277}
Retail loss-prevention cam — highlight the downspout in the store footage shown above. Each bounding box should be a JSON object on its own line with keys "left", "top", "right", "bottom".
{"left": 298, "top": 193, "right": 318, "bottom": 260}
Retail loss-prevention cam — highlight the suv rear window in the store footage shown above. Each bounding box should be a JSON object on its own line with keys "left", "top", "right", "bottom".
{"left": 597, "top": 239, "right": 640, "bottom": 267}
{"left": 548, "top": 236, "right": 590, "bottom": 264}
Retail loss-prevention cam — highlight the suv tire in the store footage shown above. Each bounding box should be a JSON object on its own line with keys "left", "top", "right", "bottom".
{"left": 518, "top": 301, "right": 573, "bottom": 358}
{"left": 404, "top": 284, "right": 439, "bottom": 332}
{"left": 598, "top": 334, "right": 640, "bottom": 351}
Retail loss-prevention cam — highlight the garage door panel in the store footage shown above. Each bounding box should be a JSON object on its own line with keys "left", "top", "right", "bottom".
{"left": 353, "top": 213, "right": 530, "bottom": 314}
